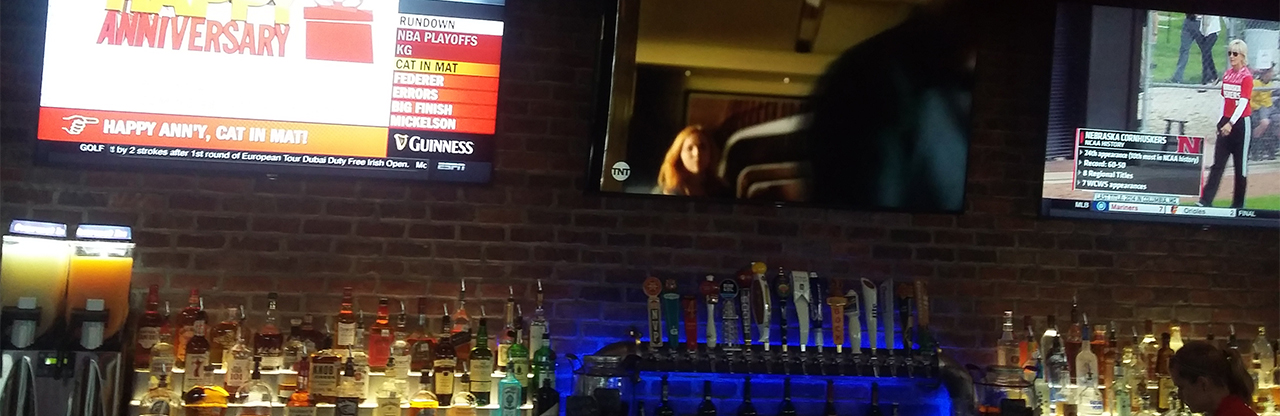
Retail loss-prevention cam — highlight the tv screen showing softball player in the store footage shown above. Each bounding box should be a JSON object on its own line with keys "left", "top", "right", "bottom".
{"left": 1041, "top": 2, "right": 1280, "bottom": 227}
{"left": 35, "top": 0, "right": 505, "bottom": 183}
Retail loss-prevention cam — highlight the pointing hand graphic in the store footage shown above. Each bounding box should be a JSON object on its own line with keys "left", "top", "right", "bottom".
{"left": 61, "top": 115, "right": 100, "bottom": 135}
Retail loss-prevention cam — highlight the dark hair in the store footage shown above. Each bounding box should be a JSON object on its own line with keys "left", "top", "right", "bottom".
{"left": 1170, "top": 341, "right": 1255, "bottom": 405}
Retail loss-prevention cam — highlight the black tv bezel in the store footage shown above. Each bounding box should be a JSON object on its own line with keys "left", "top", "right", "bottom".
{"left": 25, "top": 0, "right": 506, "bottom": 186}
{"left": 1038, "top": 0, "right": 1280, "bottom": 229}
{"left": 582, "top": 0, "right": 977, "bottom": 215}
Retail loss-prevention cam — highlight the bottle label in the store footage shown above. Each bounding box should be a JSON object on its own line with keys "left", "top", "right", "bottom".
{"left": 286, "top": 407, "right": 319, "bottom": 416}
{"left": 183, "top": 353, "right": 211, "bottom": 389}
{"left": 376, "top": 401, "right": 402, "bottom": 416}
{"left": 435, "top": 364, "right": 456, "bottom": 394}
{"left": 310, "top": 361, "right": 339, "bottom": 396}
{"left": 260, "top": 354, "right": 284, "bottom": 369}
{"left": 497, "top": 344, "right": 511, "bottom": 368}
{"left": 225, "top": 357, "right": 251, "bottom": 388}
{"left": 471, "top": 359, "right": 494, "bottom": 385}
{"left": 393, "top": 353, "right": 413, "bottom": 379}
{"left": 177, "top": 325, "right": 195, "bottom": 359}
{"left": 500, "top": 382, "right": 522, "bottom": 413}
{"left": 510, "top": 358, "right": 530, "bottom": 387}
{"left": 335, "top": 397, "right": 360, "bottom": 416}
{"left": 137, "top": 327, "right": 161, "bottom": 349}
{"left": 337, "top": 323, "right": 357, "bottom": 346}
{"left": 355, "top": 357, "right": 370, "bottom": 393}
{"left": 529, "top": 322, "right": 546, "bottom": 352}
{"left": 149, "top": 355, "right": 175, "bottom": 376}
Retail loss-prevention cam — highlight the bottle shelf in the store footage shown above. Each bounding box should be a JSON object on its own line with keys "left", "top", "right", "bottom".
{"left": 129, "top": 400, "right": 534, "bottom": 410}
{"left": 635, "top": 343, "right": 940, "bottom": 379}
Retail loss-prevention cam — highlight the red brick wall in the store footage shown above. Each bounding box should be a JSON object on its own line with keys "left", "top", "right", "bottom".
{"left": 1, "top": 0, "right": 1277, "bottom": 371}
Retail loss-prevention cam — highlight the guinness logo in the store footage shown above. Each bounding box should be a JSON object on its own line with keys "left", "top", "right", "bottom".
{"left": 395, "top": 133, "right": 409, "bottom": 151}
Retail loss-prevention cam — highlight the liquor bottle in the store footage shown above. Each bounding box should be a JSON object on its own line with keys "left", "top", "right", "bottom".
{"left": 210, "top": 306, "right": 241, "bottom": 366}
{"left": 534, "top": 379, "right": 559, "bottom": 416}
{"left": 867, "top": 382, "right": 882, "bottom": 416}
{"left": 1020, "top": 315, "right": 1038, "bottom": 375}
{"left": 738, "top": 377, "right": 757, "bottom": 416}
{"left": 375, "top": 357, "right": 405, "bottom": 416}
{"left": 352, "top": 312, "right": 372, "bottom": 399}
{"left": 998, "top": 311, "right": 1020, "bottom": 367}
{"left": 224, "top": 327, "right": 253, "bottom": 391}
{"left": 698, "top": 380, "right": 717, "bottom": 416}
{"left": 1169, "top": 324, "right": 1184, "bottom": 352}
{"left": 309, "top": 293, "right": 353, "bottom": 405}
{"left": 183, "top": 315, "right": 213, "bottom": 391}
{"left": 778, "top": 377, "right": 797, "bottom": 416}
{"left": 388, "top": 354, "right": 410, "bottom": 400}
{"left": 336, "top": 287, "right": 358, "bottom": 351}
{"left": 471, "top": 315, "right": 495, "bottom": 406}
{"left": 369, "top": 297, "right": 394, "bottom": 371}
{"left": 1102, "top": 323, "right": 1119, "bottom": 414}
{"left": 138, "top": 371, "right": 182, "bottom": 416}
{"left": 499, "top": 366, "right": 523, "bottom": 416}
{"left": 529, "top": 280, "right": 548, "bottom": 359}
{"left": 452, "top": 362, "right": 479, "bottom": 412}
{"left": 1123, "top": 345, "right": 1145, "bottom": 412}
{"left": 392, "top": 301, "right": 413, "bottom": 381}
{"left": 1113, "top": 355, "right": 1132, "bottom": 416}
{"left": 1065, "top": 297, "right": 1083, "bottom": 383}
{"left": 509, "top": 317, "right": 531, "bottom": 403}
{"left": 335, "top": 353, "right": 361, "bottom": 416}
{"left": 284, "top": 317, "right": 308, "bottom": 371}
{"left": 149, "top": 329, "right": 177, "bottom": 389}
{"left": 237, "top": 357, "right": 277, "bottom": 415}
{"left": 286, "top": 350, "right": 317, "bottom": 416}
{"left": 824, "top": 380, "right": 837, "bottom": 416}
{"left": 412, "top": 297, "right": 434, "bottom": 372}
{"left": 436, "top": 310, "right": 458, "bottom": 404}
{"left": 1076, "top": 324, "right": 1100, "bottom": 388}
{"left": 655, "top": 375, "right": 675, "bottom": 416}
{"left": 1034, "top": 356, "right": 1052, "bottom": 416}
{"left": 1048, "top": 336, "right": 1070, "bottom": 406}
{"left": 1155, "top": 333, "right": 1174, "bottom": 412}
{"left": 531, "top": 330, "right": 555, "bottom": 392}
{"left": 1141, "top": 320, "right": 1159, "bottom": 381}
{"left": 1039, "top": 315, "right": 1059, "bottom": 371}
{"left": 409, "top": 370, "right": 441, "bottom": 416}
{"left": 1254, "top": 327, "right": 1274, "bottom": 387}
{"left": 1078, "top": 373, "right": 1104, "bottom": 415}
{"left": 175, "top": 289, "right": 205, "bottom": 365}
{"left": 135, "top": 284, "right": 165, "bottom": 370}
{"left": 255, "top": 293, "right": 284, "bottom": 370}
{"left": 454, "top": 280, "right": 473, "bottom": 359}
{"left": 499, "top": 286, "right": 516, "bottom": 373}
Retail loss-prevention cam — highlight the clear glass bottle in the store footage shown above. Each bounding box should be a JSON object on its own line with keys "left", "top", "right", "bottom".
{"left": 391, "top": 302, "right": 413, "bottom": 381}
{"left": 284, "top": 317, "right": 307, "bottom": 371}
{"left": 375, "top": 357, "right": 406, "bottom": 416}
{"left": 1048, "top": 336, "right": 1070, "bottom": 406}
{"left": 453, "top": 280, "right": 472, "bottom": 359}
{"left": 528, "top": 280, "right": 548, "bottom": 359}
{"left": 1156, "top": 333, "right": 1174, "bottom": 412}
{"left": 1141, "top": 320, "right": 1159, "bottom": 382}
{"left": 138, "top": 372, "right": 182, "bottom": 416}
{"left": 256, "top": 292, "right": 284, "bottom": 370}
{"left": 1065, "top": 299, "right": 1084, "bottom": 384}
{"left": 1255, "top": 327, "right": 1274, "bottom": 388}
{"left": 1113, "top": 357, "right": 1132, "bottom": 416}
{"left": 499, "top": 287, "right": 516, "bottom": 373}
{"left": 334, "top": 353, "right": 361, "bottom": 416}
{"left": 148, "top": 328, "right": 176, "bottom": 389}
{"left": 998, "top": 311, "right": 1020, "bottom": 367}
{"left": 452, "top": 362, "right": 479, "bottom": 412}
{"left": 224, "top": 327, "right": 253, "bottom": 391}
{"left": 1076, "top": 324, "right": 1100, "bottom": 388}
{"left": 236, "top": 357, "right": 277, "bottom": 416}
{"left": 1169, "top": 324, "right": 1184, "bottom": 352}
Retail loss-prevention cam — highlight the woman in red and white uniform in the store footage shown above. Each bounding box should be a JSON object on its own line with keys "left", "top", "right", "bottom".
{"left": 1199, "top": 39, "right": 1253, "bottom": 208}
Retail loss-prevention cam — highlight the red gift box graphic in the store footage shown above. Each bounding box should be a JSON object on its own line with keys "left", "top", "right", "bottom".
{"left": 303, "top": 5, "right": 373, "bottom": 63}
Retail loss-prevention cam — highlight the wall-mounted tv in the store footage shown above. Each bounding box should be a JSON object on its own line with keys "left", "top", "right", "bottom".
{"left": 36, "top": 0, "right": 505, "bottom": 183}
{"left": 586, "top": 0, "right": 978, "bottom": 213}
{"left": 1041, "top": 2, "right": 1280, "bottom": 227}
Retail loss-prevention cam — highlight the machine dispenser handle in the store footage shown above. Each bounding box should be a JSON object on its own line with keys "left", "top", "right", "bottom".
{"left": 1, "top": 355, "right": 39, "bottom": 416}
{"left": 74, "top": 356, "right": 106, "bottom": 416}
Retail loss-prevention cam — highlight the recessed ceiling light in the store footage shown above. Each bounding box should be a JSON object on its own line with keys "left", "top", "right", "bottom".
{"left": 684, "top": 70, "right": 692, "bottom": 77}
{"left": 783, "top": 77, "right": 791, "bottom": 83}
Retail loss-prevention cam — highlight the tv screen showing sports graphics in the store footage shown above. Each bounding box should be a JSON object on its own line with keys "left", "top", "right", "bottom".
{"left": 36, "top": 0, "right": 505, "bottom": 183}
{"left": 586, "top": 0, "right": 978, "bottom": 212}
{"left": 1041, "top": 2, "right": 1280, "bottom": 227}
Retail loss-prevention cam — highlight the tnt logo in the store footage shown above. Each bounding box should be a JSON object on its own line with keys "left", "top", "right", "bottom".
{"left": 611, "top": 161, "right": 630, "bottom": 181}
{"left": 304, "top": 0, "right": 373, "bottom": 63}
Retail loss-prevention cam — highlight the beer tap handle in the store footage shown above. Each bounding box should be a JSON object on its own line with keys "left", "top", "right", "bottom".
{"left": 720, "top": 279, "right": 740, "bottom": 351}
{"left": 682, "top": 295, "right": 698, "bottom": 354}
{"left": 827, "top": 280, "right": 847, "bottom": 355}
{"left": 810, "top": 273, "right": 825, "bottom": 349}
{"left": 701, "top": 275, "right": 719, "bottom": 349}
{"left": 775, "top": 269, "right": 791, "bottom": 354}
{"left": 661, "top": 279, "right": 681, "bottom": 347}
{"left": 644, "top": 277, "right": 664, "bottom": 350}
{"left": 752, "top": 268, "right": 771, "bottom": 349}
{"left": 861, "top": 279, "right": 879, "bottom": 354}
{"left": 790, "top": 271, "right": 811, "bottom": 351}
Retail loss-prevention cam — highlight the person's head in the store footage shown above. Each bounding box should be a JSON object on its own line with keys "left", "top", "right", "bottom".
{"left": 1169, "top": 341, "right": 1254, "bottom": 412}
{"left": 658, "top": 126, "right": 720, "bottom": 195}
{"left": 1260, "top": 65, "right": 1275, "bottom": 83}
{"left": 1227, "top": 40, "right": 1248, "bottom": 70}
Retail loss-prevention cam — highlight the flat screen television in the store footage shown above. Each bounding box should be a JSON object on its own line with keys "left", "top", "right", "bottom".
{"left": 35, "top": 0, "right": 505, "bottom": 183}
{"left": 586, "top": 0, "right": 978, "bottom": 212}
{"left": 1041, "top": 1, "right": 1280, "bottom": 227}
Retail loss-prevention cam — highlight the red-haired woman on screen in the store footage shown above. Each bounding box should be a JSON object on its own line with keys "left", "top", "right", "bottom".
{"left": 1169, "top": 341, "right": 1257, "bottom": 416}
{"left": 1199, "top": 39, "right": 1254, "bottom": 208}
{"left": 657, "top": 126, "right": 727, "bottom": 196}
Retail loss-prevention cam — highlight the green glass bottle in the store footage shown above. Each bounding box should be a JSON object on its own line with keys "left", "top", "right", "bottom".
{"left": 470, "top": 318, "right": 494, "bottom": 406}
{"left": 507, "top": 320, "right": 530, "bottom": 404}
{"left": 531, "top": 330, "right": 555, "bottom": 394}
